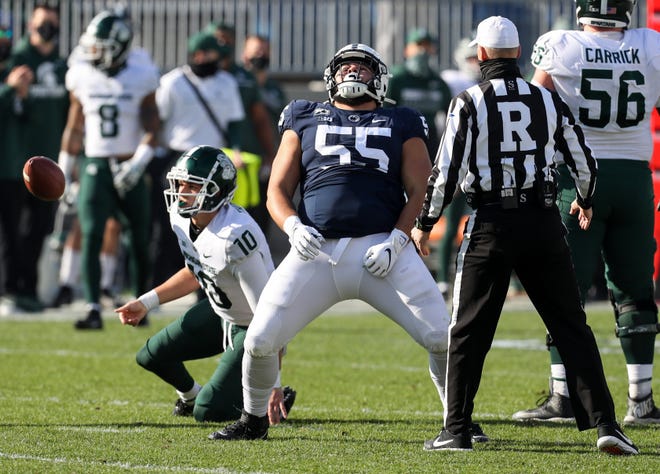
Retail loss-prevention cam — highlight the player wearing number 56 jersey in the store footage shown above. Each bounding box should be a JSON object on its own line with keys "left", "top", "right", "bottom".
{"left": 513, "top": 0, "right": 660, "bottom": 425}
{"left": 58, "top": 10, "right": 160, "bottom": 330}
{"left": 115, "top": 146, "right": 295, "bottom": 423}
{"left": 211, "top": 43, "right": 453, "bottom": 443}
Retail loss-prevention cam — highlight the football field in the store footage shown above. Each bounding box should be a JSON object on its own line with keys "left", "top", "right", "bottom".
{"left": 0, "top": 298, "right": 659, "bottom": 473}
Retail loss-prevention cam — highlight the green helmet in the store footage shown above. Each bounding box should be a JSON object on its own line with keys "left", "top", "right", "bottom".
{"left": 79, "top": 11, "right": 133, "bottom": 71}
{"left": 164, "top": 146, "right": 237, "bottom": 218}
{"left": 575, "top": 0, "right": 636, "bottom": 28}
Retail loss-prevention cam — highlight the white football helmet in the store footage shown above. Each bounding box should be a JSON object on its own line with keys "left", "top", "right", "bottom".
{"left": 323, "top": 43, "right": 391, "bottom": 105}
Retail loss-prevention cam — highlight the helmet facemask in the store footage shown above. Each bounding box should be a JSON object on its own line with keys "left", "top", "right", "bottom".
{"left": 324, "top": 43, "right": 392, "bottom": 105}
{"left": 164, "top": 146, "right": 237, "bottom": 218}
{"left": 79, "top": 11, "right": 132, "bottom": 72}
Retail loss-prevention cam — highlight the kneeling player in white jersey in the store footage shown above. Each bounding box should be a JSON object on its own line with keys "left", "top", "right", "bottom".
{"left": 115, "top": 146, "right": 295, "bottom": 423}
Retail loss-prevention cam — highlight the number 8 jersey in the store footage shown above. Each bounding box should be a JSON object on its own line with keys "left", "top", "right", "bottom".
{"left": 531, "top": 28, "right": 660, "bottom": 162}
{"left": 65, "top": 55, "right": 160, "bottom": 157}
{"left": 279, "top": 99, "right": 429, "bottom": 238}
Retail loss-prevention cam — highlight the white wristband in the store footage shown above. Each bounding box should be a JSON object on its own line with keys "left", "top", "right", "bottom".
{"left": 58, "top": 150, "right": 76, "bottom": 183}
{"left": 283, "top": 215, "right": 301, "bottom": 238}
{"left": 132, "top": 143, "right": 155, "bottom": 168}
{"left": 274, "top": 371, "right": 282, "bottom": 388}
{"left": 137, "top": 289, "right": 160, "bottom": 311}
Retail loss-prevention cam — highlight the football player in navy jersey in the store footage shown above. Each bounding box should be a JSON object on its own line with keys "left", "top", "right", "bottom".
{"left": 209, "top": 43, "right": 475, "bottom": 443}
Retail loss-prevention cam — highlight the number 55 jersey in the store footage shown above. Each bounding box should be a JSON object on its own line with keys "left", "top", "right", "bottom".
{"left": 278, "top": 99, "right": 429, "bottom": 238}
{"left": 531, "top": 28, "right": 660, "bottom": 161}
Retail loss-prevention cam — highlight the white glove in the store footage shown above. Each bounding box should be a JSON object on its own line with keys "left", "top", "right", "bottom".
{"left": 283, "top": 215, "right": 325, "bottom": 261}
{"left": 112, "top": 144, "right": 154, "bottom": 197}
{"left": 363, "top": 228, "right": 409, "bottom": 278}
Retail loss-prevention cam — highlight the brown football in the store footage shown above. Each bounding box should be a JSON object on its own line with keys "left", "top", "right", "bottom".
{"left": 22, "top": 156, "right": 65, "bottom": 201}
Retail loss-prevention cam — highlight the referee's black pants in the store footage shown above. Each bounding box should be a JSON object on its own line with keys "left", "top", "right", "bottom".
{"left": 445, "top": 205, "right": 616, "bottom": 434}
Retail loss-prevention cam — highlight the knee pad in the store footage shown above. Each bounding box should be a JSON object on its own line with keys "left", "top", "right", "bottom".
{"left": 423, "top": 330, "right": 448, "bottom": 353}
{"left": 613, "top": 299, "right": 659, "bottom": 338}
{"left": 244, "top": 333, "right": 278, "bottom": 358}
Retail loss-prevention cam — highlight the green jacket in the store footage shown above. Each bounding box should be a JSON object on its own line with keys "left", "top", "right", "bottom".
{"left": 0, "top": 66, "right": 29, "bottom": 180}
{"left": 7, "top": 37, "right": 68, "bottom": 164}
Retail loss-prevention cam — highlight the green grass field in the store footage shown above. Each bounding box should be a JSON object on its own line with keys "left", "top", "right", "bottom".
{"left": 0, "top": 303, "right": 659, "bottom": 473}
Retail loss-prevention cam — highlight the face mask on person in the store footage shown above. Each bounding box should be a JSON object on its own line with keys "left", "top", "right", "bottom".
{"left": 189, "top": 60, "right": 219, "bottom": 78}
{"left": 248, "top": 56, "right": 269, "bottom": 71}
{"left": 405, "top": 51, "right": 431, "bottom": 77}
{"left": 36, "top": 21, "right": 59, "bottom": 42}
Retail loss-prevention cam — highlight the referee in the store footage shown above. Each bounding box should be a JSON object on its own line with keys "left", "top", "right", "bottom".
{"left": 412, "top": 16, "right": 638, "bottom": 455}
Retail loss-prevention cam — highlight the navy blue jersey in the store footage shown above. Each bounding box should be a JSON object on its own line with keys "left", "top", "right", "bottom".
{"left": 279, "top": 99, "right": 428, "bottom": 238}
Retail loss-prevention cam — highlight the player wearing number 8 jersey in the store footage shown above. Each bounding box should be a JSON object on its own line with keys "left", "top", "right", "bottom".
{"left": 58, "top": 10, "right": 160, "bottom": 329}
{"left": 115, "top": 146, "right": 295, "bottom": 423}
{"left": 513, "top": 0, "right": 660, "bottom": 425}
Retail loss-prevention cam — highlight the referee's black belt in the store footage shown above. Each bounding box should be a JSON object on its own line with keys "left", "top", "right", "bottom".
{"left": 467, "top": 187, "right": 540, "bottom": 209}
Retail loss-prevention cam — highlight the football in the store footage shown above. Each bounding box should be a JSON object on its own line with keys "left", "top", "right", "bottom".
{"left": 22, "top": 156, "right": 66, "bottom": 201}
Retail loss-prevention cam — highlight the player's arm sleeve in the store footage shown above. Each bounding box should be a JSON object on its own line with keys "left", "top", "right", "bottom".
{"left": 553, "top": 94, "right": 597, "bottom": 209}
{"left": 417, "top": 96, "right": 470, "bottom": 229}
{"left": 234, "top": 252, "right": 271, "bottom": 313}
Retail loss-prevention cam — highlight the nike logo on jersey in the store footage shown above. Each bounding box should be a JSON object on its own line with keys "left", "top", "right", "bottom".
{"left": 371, "top": 118, "right": 387, "bottom": 123}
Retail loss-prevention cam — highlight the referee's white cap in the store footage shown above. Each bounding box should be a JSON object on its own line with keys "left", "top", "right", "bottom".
{"left": 469, "top": 16, "right": 519, "bottom": 48}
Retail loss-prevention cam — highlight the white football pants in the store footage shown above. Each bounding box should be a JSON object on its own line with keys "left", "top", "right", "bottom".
{"left": 242, "top": 233, "right": 450, "bottom": 417}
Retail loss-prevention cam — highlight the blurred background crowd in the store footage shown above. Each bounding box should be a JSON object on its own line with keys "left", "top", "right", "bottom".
{"left": 0, "top": 0, "right": 655, "bottom": 316}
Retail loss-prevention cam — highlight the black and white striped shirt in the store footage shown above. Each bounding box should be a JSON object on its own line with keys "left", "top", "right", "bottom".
{"left": 418, "top": 71, "right": 596, "bottom": 229}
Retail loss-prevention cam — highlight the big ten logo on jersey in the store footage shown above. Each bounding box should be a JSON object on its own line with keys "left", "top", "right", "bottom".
{"left": 313, "top": 107, "right": 333, "bottom": 122}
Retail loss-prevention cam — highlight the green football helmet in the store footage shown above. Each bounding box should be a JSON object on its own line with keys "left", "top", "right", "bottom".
{"left": 164, "top": 146, "right": 237, "bottom": 218}
{"left": 575, "top": 0, "right": 636, "bottom": 28}
{"left": 79, "top": 11, "right": 132, "bottom": 71}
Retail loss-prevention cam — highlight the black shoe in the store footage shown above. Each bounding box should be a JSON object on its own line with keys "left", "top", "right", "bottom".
{"left": 172, "top": 398, "right": 194, "bottom": 417}
{"left": 469, "top": 423, "right": 489, "bottom": 443}
{"left": 74, "top": 309, "right": 103, "bottom": 330}
{"left": 208, "top": 410, "right": 269, "bottom": 441}
{"left": 596, "top": 423, "right": 639, "bottom": 455}
{"left": 51, "top": 286, "right": 73, "bottom": 308}
{"left": 424, "top": 428, "right": 473, "bottom": 451}
{"left": 280, "top": 386, "right": 297, "bottom": 421}
{"left": 512, "top": 392, "right": 575, "bottom": 422}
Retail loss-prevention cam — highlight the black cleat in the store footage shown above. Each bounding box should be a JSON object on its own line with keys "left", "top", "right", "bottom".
{"left": 51, "top": 285, "right": 73, "bottom": 308}
{"left": 208, "top": 410, "right": 269, "bottom": 441}
{"left": 597, "top": 423, "right": 639, "bottom": 455}
{"left": 512, "top": 392, "right": 575, "bottom": 423}
{"left": 280, "top": 386, "right": 297, "bottom": 421}
{"left": 424, "top": 428, "right": 473, "bottom": 451}
{"left": 172, "top": 398, "right": 194, "bottom": 417}
{"left": 469, "top": 423, "right": 489, "bottom": 443}
{"left": 74, "top": 309, "right": 103, "bottom": 330}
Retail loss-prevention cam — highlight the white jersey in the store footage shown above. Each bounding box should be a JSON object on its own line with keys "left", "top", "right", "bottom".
{"left": 531, "top": 28, "right": 660, "bottom": 161}
{"left": 66, "top": 58, "right": 159, "bottom": 157}
{"left": 157, "top": 65, "right": 245, "bottom": 151}
{"left": 169, "top": 204, "right": 273, "bottom": 326}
